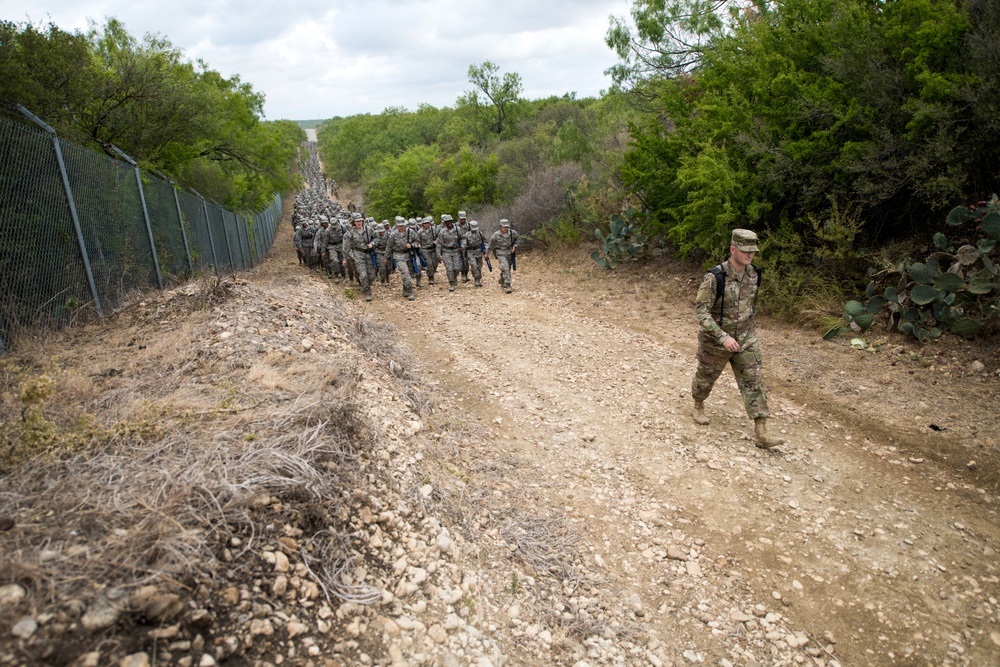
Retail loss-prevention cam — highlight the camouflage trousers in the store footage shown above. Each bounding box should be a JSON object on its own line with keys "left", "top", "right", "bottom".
{"left": 325, "top": 245, "right": 346, "bottom": 277}
{"left": 466, "top": 253, "right": 483, "bottom": 282}
{"left": 393, "top": 253, "right": 414, "bottom": 295}
{"left": 419, "top": 249, "right": 437, "bottom": 282}
{"left": 440, "top": 250, "right": 462, "bottom": 286}
{"left": 460, "top": 249, "right": 469, "bottom": 279}
{"left": 496, "top": 254, "right": 512, "bottom": 289}
{"left": 348, "top": 251, "right": 372, "bottom": 295}
{"left": 691, "top": 335, "right": 770, "bottom": 419}
{"left": 376, "top": 252, "right": 389, "bottom": 283}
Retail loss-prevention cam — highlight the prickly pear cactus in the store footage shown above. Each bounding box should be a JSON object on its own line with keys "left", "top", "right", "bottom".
{"left": 831, "top": 195, "right": 1000, "bottom": 342}
{"left": 591, "top": 209, "right": 651, "bottom": 270}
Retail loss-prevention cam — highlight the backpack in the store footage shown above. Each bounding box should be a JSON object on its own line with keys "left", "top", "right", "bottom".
{"left": 708, "top": 263, "right": 762, "bottom": 327}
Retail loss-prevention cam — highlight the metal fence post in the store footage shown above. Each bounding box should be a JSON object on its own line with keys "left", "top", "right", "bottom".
{"left": 111, "top": 145, "right": 163, "bottom": 289}
{"left": 15, "top": 104, "right": 104, "bottom": 316}
{"left": 191, "top": 189, "right": 219, "bottom": 275}
{"left": 215, "top": 202, "right": 235, "bottom": 271}
{"left": 236, "top": 213, "right": 250, "bottom": 269}
{"left": 158, "top": 171, "right": 194, "bottom": 273}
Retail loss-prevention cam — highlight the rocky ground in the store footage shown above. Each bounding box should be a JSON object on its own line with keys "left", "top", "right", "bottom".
{"left": 1, "top": 195, "right": 999, "bottom": 667}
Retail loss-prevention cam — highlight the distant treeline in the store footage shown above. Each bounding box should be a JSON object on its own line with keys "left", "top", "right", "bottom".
{"left": 316, "top": 0, "right": 998, "bottom": 326}
{"left": 0, "top": 19, "right": 303, "bottom": 211}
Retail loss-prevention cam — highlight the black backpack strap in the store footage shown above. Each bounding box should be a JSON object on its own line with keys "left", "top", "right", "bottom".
{"left": 708, "top": 264, "right": 725, "bottom": 327}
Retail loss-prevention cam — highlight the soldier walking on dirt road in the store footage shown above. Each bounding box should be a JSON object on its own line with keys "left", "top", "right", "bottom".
{"left": 690, "top": 228, "right": 785, "bottom": 449}
{"left": 342, "top": 213, "right": 374, "bottom": 302}
{"left": 485, "top": 219, "right": 519, "bottom": 294}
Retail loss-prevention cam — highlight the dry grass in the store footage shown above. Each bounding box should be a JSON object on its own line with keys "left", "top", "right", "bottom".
{"left": 0, "top": 275, "right": 397, "bottom": 629}
{"left": 0, "top": 371, "right": 368, "bottom": 612}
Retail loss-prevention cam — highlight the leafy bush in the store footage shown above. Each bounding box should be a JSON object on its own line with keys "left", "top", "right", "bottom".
{"left": 831, "top": 195, "right": 1000, "bottom": 342}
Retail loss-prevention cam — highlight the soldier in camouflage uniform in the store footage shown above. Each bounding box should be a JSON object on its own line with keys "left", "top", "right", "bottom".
{"left": 457, "top": 211, "right": 471, "bottom": 283}
{"left": 485, "top": 219, "right": 519, "bottom": 293}
{"left": 691, "top": 228, "right": 784, "bottom": 449}
{"left": 417, "top": 218, "right": 439, "bottom": 285}
{"left": 406, "top": 219, "right": 423, "bottom": 287}
{"left": 313, "top": 217, "right": 331, "bottom": 275}
{"left": 325, "top": 215, "right": 347, "bottom": 280}
{"left": 341, "top": 213, "right": 374, "bottom": 301}
{"left": 461, "top": 220, "right": 488, "bottom": 287}
{"left": 373, "top": 225, "right": 390, "bottom": 284}
{"left": 387, "top": 219, "right": 417, "bottom": 300}
{"left": 293, "top": 221, "right": 310, "bottom": 264}
{"left": 436, "top": 214, "right": 463, "bottom": 292}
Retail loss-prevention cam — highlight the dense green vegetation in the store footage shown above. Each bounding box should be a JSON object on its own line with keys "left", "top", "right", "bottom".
{"left": 317, "top": 63, "right": 639, "bottom": 241}
{"left": 607, "top": 0, "right": 999, "bottom": 329}
{"left": 316, "top": 0, "right": 998, "bottom": 336}
{"left": 0, "top": 19, "right": 303, "bottom": 211}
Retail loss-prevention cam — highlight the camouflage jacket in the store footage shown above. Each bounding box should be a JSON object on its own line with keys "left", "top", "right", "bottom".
{"left": 293, "top": 227, "right": 314, "bottom": 249}
{"left": 417, "top": 226, "right": 438, "bottom": 251}
{"left": 325, "top": 221, "right": 345, "bottom": 246}
{"left": 437, "top": 226, "right": 462, "bottom": 252}
{"left": 694, "top": 259, "right": 759, "bottom": 346}
{"left": 387, "top": 229, "right": 417, "bottom": 257}
{"left": 342, "top": 227, "right": 372, "bottom": 256}
{"left": 461, "top": 230, "right": 487, "bottom": 257}
{"left": 373, "top": 233, "right": 389, "bottom": 255}
{"left": 485, "top": 229, "right": 519, "bottom": 257}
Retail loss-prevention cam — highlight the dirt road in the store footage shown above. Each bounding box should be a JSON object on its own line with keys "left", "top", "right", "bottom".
{"left": 4, "top": 216, "right": 999, "bottom": 666}
{"left": 361, "top": 249, "right": 1000, "bottom": 666}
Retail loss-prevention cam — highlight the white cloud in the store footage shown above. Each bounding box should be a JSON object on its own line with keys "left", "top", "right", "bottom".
{"left": 4, "top": 0, "right": 634, "bottom": 119}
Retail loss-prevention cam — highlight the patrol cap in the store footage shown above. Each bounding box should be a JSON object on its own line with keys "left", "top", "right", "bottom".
{"left": 469, "top": 220, "right": 479, "bottom": 229}
{"left": 351, "top": 212, "right": 363, "bottom": 221}
{"left": 395, "top": 215, "right": 406, "bottom": 224}
{"left": 499, "top": 219, "right": 510, "bottom": 228}
{"left": 441, "top": 214, "right": 453, "bottom": 223}
{"left": 420, "top": 217, "right": 431, "bottom": 225}
{"left": 395, "top": 218, "right": 406, "bottom": 227}
{"left": 458, "top": 211, "right": 467, "bottom": 219}
{"left": 731, "top": 228, "right": 759, "bottom": 252}
{"left": 320, "top": 218, "right": 329, "bottom": 225}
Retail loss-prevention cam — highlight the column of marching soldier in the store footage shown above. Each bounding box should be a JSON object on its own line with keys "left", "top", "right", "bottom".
{"left": 291, "top": 146, "right": 519, "bottom": 303}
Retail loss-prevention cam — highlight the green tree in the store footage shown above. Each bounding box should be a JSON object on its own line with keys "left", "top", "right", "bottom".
{"left": 0, "top": 18, "right": 300, "bottom": 211}
{"left": 460, "top": 61, "right": 523, "bottom": 140}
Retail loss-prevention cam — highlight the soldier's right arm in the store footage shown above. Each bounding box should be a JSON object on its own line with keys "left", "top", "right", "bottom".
{"left": 694, "top": 272, "right": 727, "bottom": 343}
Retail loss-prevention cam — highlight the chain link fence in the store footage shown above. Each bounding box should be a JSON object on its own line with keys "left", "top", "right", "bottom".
{"left": 0, "top": 106, "right": 283, "bottom": 353}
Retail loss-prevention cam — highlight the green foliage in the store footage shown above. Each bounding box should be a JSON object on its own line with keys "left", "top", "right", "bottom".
{"left": 591, "top": 209, "right": 657, "bottom": 269}
{"left": 362, "top": 144, "right": 441, "bottom": 219}
{"left": 0, "top": 18, "right": 301, "bottom": 211}
{"left": 608, "top": 0, "right": 1000, "bottom": 282}
{"left": 317, "top": 105, "right": 451, "bottom": 183}
{"left": 834, "top": 195, "right": 1000, "bottom": 342}
{"left": 461, "top": 61, "right": 523, "bottom": 140}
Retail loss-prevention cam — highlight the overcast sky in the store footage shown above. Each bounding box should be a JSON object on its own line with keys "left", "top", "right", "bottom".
{"left": 5, "top": 0, "right": 635, "bottom": 120}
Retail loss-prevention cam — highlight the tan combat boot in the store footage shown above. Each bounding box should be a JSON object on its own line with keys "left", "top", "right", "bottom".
{"left": 754, "top": 417, "right": 785, "bottom": 449}
{"left": 692, "top": 400, "right": 710, "bottom": 425}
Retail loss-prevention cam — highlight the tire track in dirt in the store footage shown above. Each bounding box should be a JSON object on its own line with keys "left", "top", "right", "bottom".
{"left": 358, "top": 253, "right": 1000, "bottom": 666}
